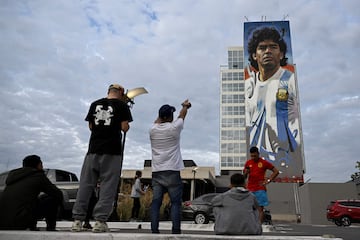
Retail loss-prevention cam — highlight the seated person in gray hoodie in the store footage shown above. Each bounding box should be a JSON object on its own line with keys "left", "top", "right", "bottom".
{"left": 211, "top": 173, "right": 262, "bottom": 235}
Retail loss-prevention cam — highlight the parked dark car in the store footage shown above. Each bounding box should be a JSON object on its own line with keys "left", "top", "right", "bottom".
{"left": 326, "top": 200, "right": 360, "bottom": 226}
{"left": 182, "top": 193, "right": 218, "bottom": 224}
{"left": 0, "top": 168, "right": 79, "bottom": 219}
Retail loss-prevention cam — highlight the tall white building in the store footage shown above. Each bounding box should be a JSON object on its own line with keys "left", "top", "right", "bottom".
{"left": 219, "top": 47, "right": 247, "bottom": 172}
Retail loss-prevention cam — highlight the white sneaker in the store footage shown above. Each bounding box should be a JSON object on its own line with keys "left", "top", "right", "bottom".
{"left": 71, "top": 220, "right": 83, "bottom": 232}
{"left": 92, "top": 221, "right": 109, "bottom": 233}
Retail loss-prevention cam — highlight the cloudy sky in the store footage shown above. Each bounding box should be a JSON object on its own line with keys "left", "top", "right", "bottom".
{"left": 0, "top": 0, "right": 359, "bottom": 183}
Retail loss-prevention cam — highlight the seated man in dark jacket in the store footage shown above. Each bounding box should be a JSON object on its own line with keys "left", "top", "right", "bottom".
{"left": 211, "top": 173, "right": 262, "bottom": 235}
{"left": 0, "top": 155, "right": 63, "bottom": 231}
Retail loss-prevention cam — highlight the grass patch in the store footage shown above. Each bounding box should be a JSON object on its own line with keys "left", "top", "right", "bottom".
{"left": 117, "top": 182, "right": 170, "bottom": 221}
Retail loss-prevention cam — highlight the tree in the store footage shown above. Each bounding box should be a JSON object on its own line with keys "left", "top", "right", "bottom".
{"left": 351, "top": 161, "right": 360, "bottom": 181}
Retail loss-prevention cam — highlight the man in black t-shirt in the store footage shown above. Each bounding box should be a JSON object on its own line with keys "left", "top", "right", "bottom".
{"left": 72, "top": 84, "right": 132, "bottom": 233}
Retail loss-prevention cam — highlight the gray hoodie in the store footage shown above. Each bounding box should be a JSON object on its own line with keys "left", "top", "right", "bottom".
{"left": 211, "top": 187, "right": 262, "bottom": 235}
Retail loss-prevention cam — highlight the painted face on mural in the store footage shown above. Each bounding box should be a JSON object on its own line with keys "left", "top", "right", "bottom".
{"left": 252, "top": 40, "right": 284, "bottom": 72}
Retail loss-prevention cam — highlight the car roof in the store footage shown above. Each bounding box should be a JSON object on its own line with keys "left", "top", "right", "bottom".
{"left": 192, "top": 193, "right": 218, "bottom": 201}
{"left": 335, "top": 199, "right": 360, "bottom": 202}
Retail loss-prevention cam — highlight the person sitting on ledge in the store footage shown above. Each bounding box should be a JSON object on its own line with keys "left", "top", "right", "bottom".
{"left": 211, "top": 173, "right": 262, "bottom": 235}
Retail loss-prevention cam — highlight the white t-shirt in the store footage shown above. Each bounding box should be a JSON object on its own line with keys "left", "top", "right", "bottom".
{"left": 149, "top": 118, "right": 185, "bottom": 172}
{"left": 245, "top": 67, "right": 300, "bottom": 161}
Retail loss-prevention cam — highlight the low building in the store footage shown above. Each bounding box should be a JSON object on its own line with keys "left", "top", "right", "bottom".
{"left": 121, "top": 160, "right": 216, "bottom": 201}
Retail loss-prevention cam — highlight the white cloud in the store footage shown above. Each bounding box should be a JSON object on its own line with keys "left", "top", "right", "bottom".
{"left": 0, "top": 0, "right": 359, "bottom": 183}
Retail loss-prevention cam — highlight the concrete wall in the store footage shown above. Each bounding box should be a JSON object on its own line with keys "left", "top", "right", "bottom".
{"left": 299, "top": 182, "right": 358, "bottom": 224}
{"left": 266, "top": 183, "right": 299, "bottom": 222}
{"left": 268, "top": 183, "right": 296, "bottom": 214}
{"left": 263, "top": 182, "right": 358, "bottom": 224}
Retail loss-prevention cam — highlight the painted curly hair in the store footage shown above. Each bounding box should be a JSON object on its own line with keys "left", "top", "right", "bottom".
{"left": 247, "top": 27, "right": 288, "bottom": 71}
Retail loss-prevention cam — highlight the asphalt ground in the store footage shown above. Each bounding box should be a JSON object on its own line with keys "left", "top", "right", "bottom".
{"left": 1, "top": 221, "right": 359, "bottom": 240}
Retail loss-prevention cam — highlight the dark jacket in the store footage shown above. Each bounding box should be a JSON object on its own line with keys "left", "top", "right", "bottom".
{"left": 0, "top": 167, "right": 63, "bottom": 230}
{"left": 211, "top": 187, "right": 262, "bottom": 235}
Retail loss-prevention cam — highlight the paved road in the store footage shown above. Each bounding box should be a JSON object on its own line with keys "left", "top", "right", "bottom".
{"left": 112, "top": 223, "right": 358, "bottom": 240}
{"left": 1, "top": 221, "right": 358, "bottom": 239}
{"left": 267, "top": 223, "right": 360, "bottom": 240}
{"left": 33, "top": 221, "right": 359, "bottom": 240}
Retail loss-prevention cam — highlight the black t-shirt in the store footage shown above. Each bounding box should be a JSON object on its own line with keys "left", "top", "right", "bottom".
{"left": 85, "top": 98, "right": 133, "bottom": 154}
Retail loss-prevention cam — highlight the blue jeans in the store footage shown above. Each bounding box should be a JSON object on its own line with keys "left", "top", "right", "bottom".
{"left": 151, "top": 171, "right": 183, "bottom": 234}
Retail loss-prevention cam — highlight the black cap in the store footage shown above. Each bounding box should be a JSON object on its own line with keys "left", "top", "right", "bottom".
{"left": 159, "top": 104, "right": 176, "bottom": 119}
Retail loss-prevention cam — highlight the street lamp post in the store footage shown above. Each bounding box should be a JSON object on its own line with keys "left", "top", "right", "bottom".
{"left": 191, "top": 167, "right": 198, "bottom": 200}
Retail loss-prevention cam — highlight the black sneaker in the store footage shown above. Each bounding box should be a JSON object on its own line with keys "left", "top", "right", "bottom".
{"left": 83, "top": 222, "right": 92, "bottom": 230}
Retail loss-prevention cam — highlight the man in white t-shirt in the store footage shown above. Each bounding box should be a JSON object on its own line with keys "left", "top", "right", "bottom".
{"left": 149, "top": 99, "right": 191, "bottom": 234}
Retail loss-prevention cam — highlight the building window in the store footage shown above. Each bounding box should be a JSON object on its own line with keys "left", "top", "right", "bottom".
{"left": 221, "top": 118, "right": 245, "bottom": 128}
{"left": 221, "top": 130, "right": 242, "bottom": 140}
{"left": 221, "top": 83, "right": 244, "bottom": 92}
{"left": 222, "top": 106, "right": 245, "bottom": 116}
{"left": 222, "top": 94, "right": 244, "bottom": 104}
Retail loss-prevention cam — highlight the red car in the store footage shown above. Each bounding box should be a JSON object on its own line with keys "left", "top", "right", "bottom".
{"left": 326, "top": 200, "right": 360, "bottom": 226}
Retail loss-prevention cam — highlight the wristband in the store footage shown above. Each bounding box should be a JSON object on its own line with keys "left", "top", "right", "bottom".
{"left": 182, "top": 103, "right": 191, "bottom": 109}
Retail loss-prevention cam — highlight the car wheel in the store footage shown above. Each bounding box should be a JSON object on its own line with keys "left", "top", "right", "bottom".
{"left": 334, "top": 219, "right": 342, "bottom": 226}
{"left": 341, "top": 216, "right": 351, "bottom": 226}
{"left": 194, "top": 212, "right": 209, "bottom": 224}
